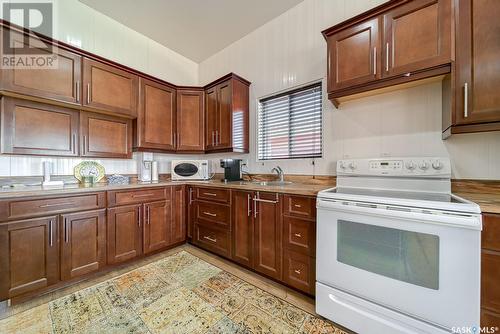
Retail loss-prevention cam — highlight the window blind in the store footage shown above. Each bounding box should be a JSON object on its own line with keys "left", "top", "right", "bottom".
{"left": 258, "top": 82, "right": 322, "bottom": 160}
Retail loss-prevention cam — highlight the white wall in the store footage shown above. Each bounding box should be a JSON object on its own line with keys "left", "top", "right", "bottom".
{"left": 0, "top": 0, "right": 200, "bottom": 177}
{"left": 198, "top": 0, "right": 500, "bottom": 180}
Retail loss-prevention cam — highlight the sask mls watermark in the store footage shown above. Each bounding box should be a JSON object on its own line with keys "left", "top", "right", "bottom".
{"left": 1, "top": 1, "right": 58, "bottom": 69}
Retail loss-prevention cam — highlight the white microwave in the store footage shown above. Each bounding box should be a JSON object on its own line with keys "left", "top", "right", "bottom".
{"left": 171, "top": 160, "right": 210, "bottom": 181}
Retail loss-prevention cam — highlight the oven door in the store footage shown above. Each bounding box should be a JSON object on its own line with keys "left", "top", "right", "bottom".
{"left": 316, "top": 198, "right": 480, "bottom": 330}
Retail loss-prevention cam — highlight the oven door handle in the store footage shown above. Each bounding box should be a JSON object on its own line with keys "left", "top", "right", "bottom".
{"left": 316, "top": 199, "right": 481, "bottom": 230}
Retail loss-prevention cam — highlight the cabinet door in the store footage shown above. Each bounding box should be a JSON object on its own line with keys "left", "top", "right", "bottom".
{"left": 0, "top": 28, "right": 82, "bottom": 105}
{"left": 171, "top": 186, "right": 186, "bottom": 244}
{"left": 143, "top": 200, "right": 171, "bottom": 254}
{"left": 327, "top": 17, "right": 380, "bottom": 91}
{"left": 216, "top": 81, "right": 232, "bottom": 149}
{"left": 232, "top": 190, "right": 254, "bottom": 268}
{"left": 82, "top": 58, "right": 138, "bottom": 117}
{"left": 0, "top": 216, "right": 59, "bottom": 300}
{"left": 136, "top": 78, "right": 176, "bottom": 151}
{"left": 107, "top": 205, "right": 142, "bottom": 264}
{"left": 253, "top": 192, "right": 282, "bottom": 280}
{"left": 60, "top": 209, "right": 106, "bottom": 281}
{"left": 0, "top": 97, "right": 79, "bottom": 156}
{"left": 177, "top": 89, "right": 204, "bottom": 152}
{"left": 80, "top": 112, "right": 132, "bottom": 158}
{"left": 383, "top": 0, "right": 451, "bottom": 78}
{"left": 205, "top": 86, "right": 218, "bottom": 150}
{"left": 454, "top": 0, "right": 500, "bottom": 125}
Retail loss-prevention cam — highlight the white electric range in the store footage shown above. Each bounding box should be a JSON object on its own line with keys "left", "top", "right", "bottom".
{"left": 316, "top": 157, "right": 481, "bottom": 334}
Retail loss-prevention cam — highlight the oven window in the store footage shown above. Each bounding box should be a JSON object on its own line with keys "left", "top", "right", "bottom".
{"left": 337, "top": 220, "right": 439, "bottom": 290}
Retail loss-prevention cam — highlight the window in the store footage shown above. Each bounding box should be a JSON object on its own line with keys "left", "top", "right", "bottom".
{"left": 258, "top": 82, "right": 322, "bottom": 160}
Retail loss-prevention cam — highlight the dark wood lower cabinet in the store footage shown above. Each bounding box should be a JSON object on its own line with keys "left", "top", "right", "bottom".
{"left": 283, "top": 249, "right": 315, "bottom": 295}
{"left": 194, "top": 223, "right": 231, "bottom": 258}
{"left": 0, "top": 216, "right": 59, "bottom": 300}
{"left": 171, "top": 186, "right": 186, "bottom": 244}
{"left": 60, "top": 209, "right": 106, "bottom": 281}
{"left": 482, "top": 214, "right": 500, "bottom": 326}
{"left": 232, "top": 190, "right": 253, "bottom": 268}
{"left": 143, "top": 200, "right": 171, "bottom": 254}
{"left": 107, "top": 204, "right": 142, "bottom": 264}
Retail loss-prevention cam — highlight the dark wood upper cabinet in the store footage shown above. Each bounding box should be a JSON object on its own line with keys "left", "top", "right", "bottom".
{"left": 82, "top": 58, "right": 138, "bottom": 117}
{"left": 171, "top": 185, "right": 186, "bottom": 244}
{"left": 382, "top": 0, "right": 451, "bottom": 78}
{"left": 0, "top": 216, "right": 59, "bottom": 300}
{"left": 143, "top": 200, "right": 171, "bottom": 254}
{"left": 232, "top": 190, "right": 254, "bottom": 268}
{"left": 205, "top": 74, "right": 250, "bottom": 153}
{"left": 323, "top": 0, "right": 452, "bottom": 106}
{"left": 444, "top": 0, "right": 500, "bottom": 134}
{"left": 0, "top": 28, "right": 82, "bottom": 105}
{"left": 0, "top": 97, "right": 79, "bottom": 157}
{"left": 107, "top": 204, "right": 142, "bottom": 264}
{"left": 327, "top": 17, "right": 380, "bottom": 91}
{"left": 80, "top": 112, "right": 132, "bottom": 159}
{"left": 176, "top": 89, "right": 204, "bottom": 152}
{"left": 60, "top": 209, "right": 106, "bottom": 281}
{"left": 135, "top": 78, "right": 176, "bottom": 151}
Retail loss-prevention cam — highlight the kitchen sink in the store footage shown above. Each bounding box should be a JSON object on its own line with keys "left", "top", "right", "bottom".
{"left": 251, "top": 180, "right": 293, "bottom": 186}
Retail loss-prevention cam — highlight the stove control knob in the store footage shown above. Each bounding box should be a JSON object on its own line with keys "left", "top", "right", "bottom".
{"left": 419, "top": 161, "right": 429, "bottom": 170}
{"left": 338, "top": 161, "right": 347, "bottom": 170}
{"left": 432, "top": 160, "right": 443, "bottom": 170}
{"left": 348, "top": 162, "right": 357, "bottom": 170}
{"left": 405, "top": 161, "right": 417, "bottom": 170}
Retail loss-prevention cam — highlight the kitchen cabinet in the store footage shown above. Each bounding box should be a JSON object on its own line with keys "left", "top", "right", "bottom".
{"left": 143, "top": 200, "right": 171, "bottom": 254}
{"left": 0, "top": 97, "right": 79, "bottom": 156}
{"left": 107, "top": 204, "right": 142, "bottom": 264}
{"left": 82, "top": 58, "right": 138, "bottom": 117}
{"left": 205, "top": 74, "right": 250, "bottom": 153}
{"left": 60, "top": 209, "right": 107, "bottom": 281}
{"left": 171, "top": 185, "right": 186, "bottom": 244}
{"left": 382, "top": 0, "right": 451, "bottom": 78}
{"left": 443, "top": 0, "right": 500, "bottom": 135}
{"left": 187, "top": 186, "right": 195, "bottom": 241}
{"left": 0, "top": 216, "right": 59, "bottom": 300}
{"left": 176, "top": 89, "right": 205, "bottom": 152}
{"left": 481, "top": 213, "right": 500, "bottom": 326}
{"left": 323, "top": 0, "right": 452, "bottom": 106}
{"left": 80, "top": 112, "right": 132, "bottom": 159}
{"left": 283, "top": 249, "right": 314, "bottom": 294}
{"left": 0, "top": 28, "right": 82, "bottom": 105}
{"left": 326, "top": 17, "right": 380, "bottom": 91}
{"left": 135, "top": 78, "right": 176, "bottom": 151}
{"left": 232, "top": 190, "right": 254, "bottom": 268}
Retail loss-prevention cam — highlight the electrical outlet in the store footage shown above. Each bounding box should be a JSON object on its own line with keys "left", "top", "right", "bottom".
{"left": 241, "top": 159, "right": 249, "bottom": 166}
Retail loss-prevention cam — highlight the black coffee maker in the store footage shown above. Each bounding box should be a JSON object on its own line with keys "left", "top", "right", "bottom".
{"left": 220, "top": 159, "right": 243, "bottom": 182}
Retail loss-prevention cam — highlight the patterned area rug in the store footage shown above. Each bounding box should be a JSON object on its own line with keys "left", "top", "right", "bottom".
{"left": 0, "top": 250, "right": 346, "bottom": 333}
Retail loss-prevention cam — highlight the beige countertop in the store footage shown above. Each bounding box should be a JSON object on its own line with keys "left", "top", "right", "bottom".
{"left": 0, "top": 179, "right": 334, "bottom": 200}
{"left": 456, "top": 192, "right": 500, "bottom": 215}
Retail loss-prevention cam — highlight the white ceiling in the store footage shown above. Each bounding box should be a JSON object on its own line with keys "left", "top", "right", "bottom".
{"left": 80, "top": 0, "right": 304, "bottom": 63}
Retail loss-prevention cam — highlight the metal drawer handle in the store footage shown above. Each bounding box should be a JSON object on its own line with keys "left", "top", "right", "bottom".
{"left": 464, "top": 82, "right": 468, "bottom": 118}
{"left": 294, "top": 269, "right": 301, "bottom": 275}
{"left": 64, "top": 218, "right": 69, "bottom": 243}
{"left": 203, "top": 212, "right": 217, "bottom": 217}
{"left": 294, "top": 204, "right": 302, "bottom": 208}
{"left": 294, "top": 233, "right": 302, "bottom": 238}
{"left": 385, "top": 42, "right": 389, "bottom": 72}
{"left": 133, "top": 193, "right": 155, "bottom": 198}
{"left": 373, "top": 47, "right": 376, "bottom": 75}
{"left": 75, "top": 81, "right": 80, "bottom": 102}
{"left": 247, "top": 194, "right": 251, "bottom": 217}
{"left": 203, "top": 192, "right": 217, "bottom": 197}
{"left": 203, "top": 236, "right": 217, "bottom": 243}
{"left": 49, "top": 219, "right": 54, "bottom": 246}
{"left": 39, "top": 202, "right": 74, "bottom": 208}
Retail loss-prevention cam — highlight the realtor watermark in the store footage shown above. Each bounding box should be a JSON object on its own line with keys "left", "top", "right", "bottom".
{"left": 452, "top": 326, "right": 499, "bottom": 334}
{"left": 1, "top": 1, "right": 58, "bottom": 69}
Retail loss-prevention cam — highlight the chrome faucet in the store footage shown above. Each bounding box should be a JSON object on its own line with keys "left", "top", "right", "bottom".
{"left": 271, "top": 166, "right": 284, "bottom": 182}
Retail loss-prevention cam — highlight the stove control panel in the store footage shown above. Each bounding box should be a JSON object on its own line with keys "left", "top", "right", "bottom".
{"left": 337, "top": 157, "right": 451, "bottom": 177}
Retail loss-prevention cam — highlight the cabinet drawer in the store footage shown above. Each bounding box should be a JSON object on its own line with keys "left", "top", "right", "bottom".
{"left": 482, "top": 214, "right": 500, "bottom": 252}
{"left": 481, "top": 308, "right": 500, "bottom": 328}
{"left": 482, "top": 251, "right": 500, "bottom": 314}
{"left": 196, "top": 201, "right": 230, "bottom": 228}
{"left": 283, "top": 216, "right": 315, "bottom": 256}
{"left": 108, "top": 188, "right": 167, "bottom": 206}
{"left": 195, "top": 187, "right": 230, "bottom": 203}
{"left": 283, "top": 195, "right": 316, "bottom": 219}
{"left": 194, "top": 224, "right": 230, "bottom": 258}
{"left": 0, "top": 193, "right": 105, "bottom": 220}
{"left": 283, "top": 249, "right": 315, "bottom": 294}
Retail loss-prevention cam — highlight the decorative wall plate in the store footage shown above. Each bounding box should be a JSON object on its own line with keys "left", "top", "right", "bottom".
{"left": 74, "top": 161, "right": 105, "bottom": 182}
